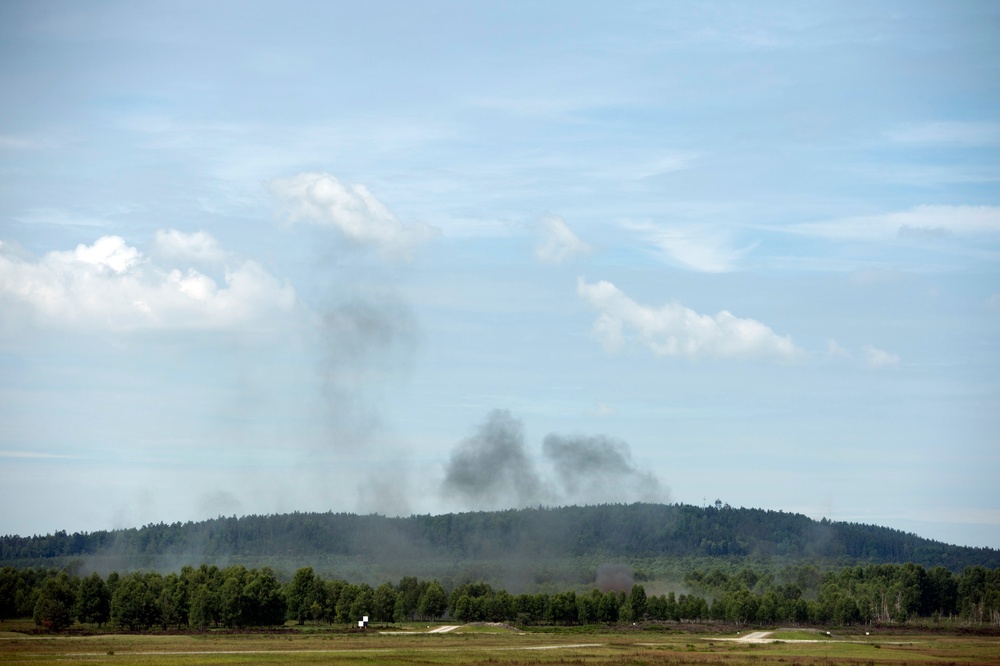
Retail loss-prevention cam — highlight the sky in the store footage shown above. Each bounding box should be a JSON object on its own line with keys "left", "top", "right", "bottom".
{"left": 1, "top": 1, "right": 998, "bottom": 549}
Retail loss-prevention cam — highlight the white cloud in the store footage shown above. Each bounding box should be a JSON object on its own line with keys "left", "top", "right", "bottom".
{"left": 826, "top": 339, "right": 853, "bottom": 360}
{"left": 622, "top": 220, "right": 755, "bottom": 273}
{"left": 577, "top": 277, "right": 802, "bottom": 360}
{"left": 535, "top": 215, "right": 592, "bottom": 263}
{"left": 863, "top": 345, "right": 900, "bottom": 368}
{"left": 785, "top": 205, "right": 1000, "bottom": 243}
{"left": 0, "top": 233, "right": 296, "bottom": 332}
{"left": 153, "top": 229, "right": 227, "bottom": 264}
{"left": 269, "top": 172, "right": 439, "bottom": 260}
{"left": 591, "top": 403, "right": 618, "bottom": 417}
{"left": 886, "top": 121, "right": 1000, "bottom": 147}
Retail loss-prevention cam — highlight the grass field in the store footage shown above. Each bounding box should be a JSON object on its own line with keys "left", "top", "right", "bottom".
{"left": 1, "top": 622, "right": 997, "bottom": 665}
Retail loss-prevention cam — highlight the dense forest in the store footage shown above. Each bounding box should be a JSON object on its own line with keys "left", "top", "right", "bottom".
{"left": 4, "top": 561, "right": 999, "bottom": 632}
{"left": 3, "top": 504, "right": 998, "bottom": 583}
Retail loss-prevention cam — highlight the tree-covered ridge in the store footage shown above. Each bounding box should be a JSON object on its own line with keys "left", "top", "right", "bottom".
{"left": 3, "top": 504, "right": 998, "bottom": 571}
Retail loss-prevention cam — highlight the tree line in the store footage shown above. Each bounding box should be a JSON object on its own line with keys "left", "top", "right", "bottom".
{"left": 684, "top": 563, "right": 1000, "bottom": 626}
{"left": 4, "top": 504, "right": 997, "bottom": 574}
{"left": 2, "top": 561, "right": 998, "bottom": 632}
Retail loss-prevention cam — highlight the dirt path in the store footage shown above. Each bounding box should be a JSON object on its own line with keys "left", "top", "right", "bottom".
{"left": 427, "top": 625, "right": 460, "bottom": 633}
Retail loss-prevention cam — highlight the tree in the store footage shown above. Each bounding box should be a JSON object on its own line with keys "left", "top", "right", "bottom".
{"left": 395, "top": 577, "right": 425, "bottom": 621}
{"left": 245, "top": 567, "right": 286, "bottom": 627}
{"left": 372, "top": 583, "right": 396, "bottom": 624}
{"left": 335, "top": 584, "right": 357, "bottom": 624}
{"left": 76, "top": 573, "right": 110, "bottom": 627}
{"left": 0, "top": 567, "right": 19, "bottom": 621}
{"left": 219, "top": 566, "right": 252, "bottom": 628}
{"left": 112, "top": 573, "right": 160, "bottom": 630}
{"left": 417, "top": 581, "right": 447, "bottom": 620}
{"left": 189, "top": 583, "right": 220, "bottom": 629}
{"left": 349, "top": 583, "right": 374, "bottom": 625}
{"left": 625, "top": 584, "right": 647, "bottom": 622}
{"left": 286, "top": 567, "right": 318, "bottom": 625}
{"left": 547, "top": 591, "right": 577, "bottom": 625}
{"left": 577, "top": 590, "right": 600, "bottom": 624}
{"left": 157, "top": 573, "right": 188, "bottom": 629}
{"left": 33, "top": 574, "right": 76, "bottom": 632}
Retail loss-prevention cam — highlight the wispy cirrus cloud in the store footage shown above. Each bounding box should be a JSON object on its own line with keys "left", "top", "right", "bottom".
{"left": 621, "top": 220, "right": 756, "bottom": 273}
{"left": 782, "top": 205, "right": 1000, "bottom": 243}
{"left": 826, "top": 339, "right": 853, "bottom": 360}
{"left": 863, "top": 345, "right": 900, "bottom": 368}
{"left": 269, "top": 172, "right": 439, "bottom": 261}
{"left": 535, "top": 215, "right": 592, "bottom": 264}
{"left": 885, "top": 121, "right": 1000, "bottom": 147}
{"left": 576, "top": 277, "right": 802, "bottom": 361}
{"left": 0, "top": 450, "right": 82, "bottom": 460}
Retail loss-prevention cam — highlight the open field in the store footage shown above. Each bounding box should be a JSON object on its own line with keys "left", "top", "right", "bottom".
{"left": 1, "top": 623, "right": 998, "bottom": 665}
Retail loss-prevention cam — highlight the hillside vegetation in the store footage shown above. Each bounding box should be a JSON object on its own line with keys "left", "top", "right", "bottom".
{"left": 3, "top": 504, "right": 997, "bottom": 584}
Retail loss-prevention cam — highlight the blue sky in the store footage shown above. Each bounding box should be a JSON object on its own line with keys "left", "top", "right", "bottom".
{"left": 1, "top": 1, "right": 998, "bottom": 548}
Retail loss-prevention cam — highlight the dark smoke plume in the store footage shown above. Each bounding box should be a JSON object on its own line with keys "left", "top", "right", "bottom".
{"left": 441, "top": 411, "right": 668, "bottom": 511}
{"left": 441, "top": 409, "right": 546, "bottom": 508}
{"left": 595, "top": 563, "right": 634, "bottom": 592}
{"left": 542, "top": 433, "right": 664, "bottom": 504}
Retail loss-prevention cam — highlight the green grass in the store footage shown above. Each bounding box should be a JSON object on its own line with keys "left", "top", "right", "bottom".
{"left": 765, "top": 628, "right": 833, "bottom": 640}
{"left": 2, "top": 621, "right": 998, "bottom": 665}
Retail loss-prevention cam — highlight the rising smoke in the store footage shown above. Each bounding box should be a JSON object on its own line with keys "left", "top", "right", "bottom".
{"left": 319, "top": 298, "right": 417, "bottom": 441}
{"left": 543, "top": 433, "right": 663, "bottom": 503}
{"left": 441, "top": 410, "right": 668, "bottom": 510}
{"left": 441, "top": 409, "right": 547, "bottom": 508}
{"left": 595, "top": 563, "right": 634, "bottom": 593}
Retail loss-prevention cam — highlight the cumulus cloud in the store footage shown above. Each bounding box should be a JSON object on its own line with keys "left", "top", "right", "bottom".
{"left": 0, "top": 232, "right": 296, "bottom": 331}
{"left": 153, "top": 229, "right": 227, "bottom": 264}
{"left": 269, "top": 172, "right": 439, "bottom": 260}
{"left": 863, "top": 345, "right": 901, "bottom": 368}
{"left": 535, "top": 215, "right": 592, "bottom": 263}
{"left": 622, "top": 220, "right": 755, "bottom": 273}
{"left": 784, "top": 205, "right": 1000, "bottom": 243}
{"left": 576, "top": 277, "right": 802, "bottom": 360}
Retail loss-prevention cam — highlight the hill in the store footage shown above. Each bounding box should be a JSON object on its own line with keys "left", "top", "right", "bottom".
{"left": 2, "top": 503, "right": 996, "bottom": 586}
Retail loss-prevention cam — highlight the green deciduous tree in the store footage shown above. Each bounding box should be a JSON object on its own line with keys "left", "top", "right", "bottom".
{"left": 112, "top": 573, "right": 160, "bottom": 630}
{"left": 285, "top": 567, "right": 318, "bottom": 625}
{"left": 75, "top": 572, "right": 110, "bottom": 627}
{"left": 33, "top": 573, "right": 76, "bottom": 631}
{"left": 372, "top": 583, "right": 396, "bottom": 624}
{"left": 417, "top": 581, "right": 447, "bottom": 620}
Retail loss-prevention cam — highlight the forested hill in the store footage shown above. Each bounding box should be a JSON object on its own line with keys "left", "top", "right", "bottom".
{"left": 2, "top": 503, "right": 997, "bottom": 573}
